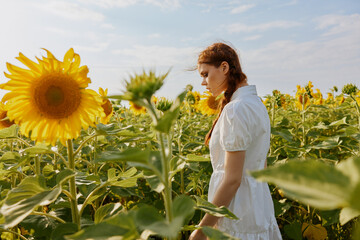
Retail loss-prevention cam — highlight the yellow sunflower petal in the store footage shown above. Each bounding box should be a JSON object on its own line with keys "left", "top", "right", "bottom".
{"left": 16, "top": 52, "right": 41, "bottom": 73}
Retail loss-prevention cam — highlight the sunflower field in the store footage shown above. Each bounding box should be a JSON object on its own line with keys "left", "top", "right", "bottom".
{"left": 0, "top": 49, "right": 359, "bottom": 240}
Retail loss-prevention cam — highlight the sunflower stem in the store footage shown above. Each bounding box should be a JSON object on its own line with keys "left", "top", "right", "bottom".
{"left": 31, "top": 211, "right": 66, "bottom": 224}
{"left": 178, "top": 136, "right": 184, "bottom": 194}
{"left": 73, "top": 134, "right": 100, "bottom": 157}
{"left": 158, "top": 132, "right": 174, "bottom": 225}
{"left": 35, "top": 155, "right": 41, "bottom": 176}
{"left": 145, "top": 97, "right": 175, "bottom": 240}
{"left": 66, "top": 139, "right": 81, "bottom": 230}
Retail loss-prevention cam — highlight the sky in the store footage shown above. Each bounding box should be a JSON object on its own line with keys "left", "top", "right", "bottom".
{"left": 0, "top": 0, "right": 359, "bottom": 99}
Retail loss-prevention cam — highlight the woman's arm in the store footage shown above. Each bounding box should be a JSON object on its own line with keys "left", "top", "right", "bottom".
{"left": 189, "top": 151, "right": 245, "bottom": 239}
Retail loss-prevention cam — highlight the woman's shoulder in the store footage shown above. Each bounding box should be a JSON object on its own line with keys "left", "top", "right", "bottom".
{"left": 222, "top": 96, "right": 267, "bottom": 121}
{"left": 223, "top": 96, "right": 258, "bottom": 112}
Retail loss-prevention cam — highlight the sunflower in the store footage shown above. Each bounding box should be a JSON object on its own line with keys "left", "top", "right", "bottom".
{"left": 356, "top": 91, "right": 360, "bottom": 106}
{"left": 151, "top": 95, "right": 158, "bottom": 105}
{"left": 295, "top": 86, "right": 310, "bottom": 110}
{"left": 325, "top": 92, "right": 334, "bottom": 103}
{"left": 0, "top": 103, "right": 14, "bottom": 129}
{"left": 0, "top": 48, "right": 103, "bottom": 145}
{"left": 98, "top": 87, "right": 113, "bottom": 124}
{"left": 129, "top": 101, "right": 146, "bottom": 115}
{"left": 197, "top": 91, "right": 220, "bottom": 115}
{"left": 312, "top": 88, "right": 323, "bottom": 105}
{"left": 335, "top": 95, "right": 345, "bottom": 106}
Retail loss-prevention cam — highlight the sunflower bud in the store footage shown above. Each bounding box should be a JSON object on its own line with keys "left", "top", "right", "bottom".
{"left": 342, "top": 84, "right": 358, "bottom": 96}
{"left": 186, "top": 84, "right": 193, "bottom": 92}
{"left": 124, "top": 70, "right": 168, "bottom": 102}
{"left": 156, "top": 97, "right": 173, "bottom": 112}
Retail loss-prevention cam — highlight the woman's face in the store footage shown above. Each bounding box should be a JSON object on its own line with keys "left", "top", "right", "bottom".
{"left": 198, "top": 62, "right": 228, "bottom": 97}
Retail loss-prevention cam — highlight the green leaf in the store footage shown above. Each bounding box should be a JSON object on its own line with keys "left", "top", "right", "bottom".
{"left": 194, "top": 196, "right": 238, "bottom": 219}
{"left": 0, "top": 176, "right": 62, "bottom": 228}
{"left": 96, "top": 148, "right": 151, "bottom": 164}
{"left": 65, "top": 222, "right": 132, "bottom": 240}
{"left": 202, "top": 226, "right": 240, "bottom": 240}
{"left": 94, "top": 203, "right": 122, "bottom": 224}
{"left": 154, "top": 107, "right": 180, "bottom": 133}
{"left": 42, "top": 165, "right": 55, "bottom": 178}
{"left": 0, "top": 152, "right": 20, "bottom": 162}
{"left": 118, "top": 167, "right": 138, "bottom": 178}
{"left": 107, "top": 168, "right": 117, "bottom": 181}
{"left": 21, "top": 214, "right": 59, "bottom": 239}
{"left": 173, "top": 195, "right": 196, "bottom": 225}
{"left": 171, "top": 89, "right": 188, "bottom": 110}
{"left": 336, "top": 156, "right": 360, "bottom": 186}
{"left": 311, "top": 138, "right": 340, "bottom": 149}
{"left": 186, "top": 154, "right": 210, "bottom": 162}
{"left": 273, "top": 199, "right": 291, "bottom": 217}
{"left": 0, "top": 125, "right": 18, "bottom": 138}
{"left": 271, "top": 128, "right": 294, "bottom": 142}
{"left": 95, "top": 123, "right": 122, "bottom": 135}
{"left": 340, "top": 207, "right": 360, "bottom": 225}
{"left": 169, "top": 157, "right": 186, "bottom": 179}
{"left": 329, "top": 117, "right": 347, "bottom": 126}
{"left": 107, "top": 167, "right": 143, "bottom": 188}
{"left": 56, "top": 169, "right": 76, "bottom": 185}
{"left": 51, "top": 223, "right": 78, "bottom": 240}
{"left": 105, "top": 210, "right": 139, "bottom": 238}
{"left": 135, "top": 205, "right": 183, "bottom": 239}
{"left": 284, "top": 221, "right": 302, "bottom": 240}
{"left": 145, "top": 174, "right": 164, "bottom": 193}
{"left": 319, "top": 209, "right": 340, "bottom": 226}
{"left": 250, "top": 160, "right": 351, "bottom": 210}
{"left": 110, "top": 173, "right": 143, "bottom": 188}
{"left": 23, "top": 142, "right": 53, "bottom": 154}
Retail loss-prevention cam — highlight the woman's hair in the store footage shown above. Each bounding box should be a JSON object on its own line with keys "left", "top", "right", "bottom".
{"left": 198, "top": 42, "right": 247, "bottom": 145}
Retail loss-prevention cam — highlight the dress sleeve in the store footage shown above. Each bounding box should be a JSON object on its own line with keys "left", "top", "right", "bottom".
{"left": 219, "top": 102, "right": 252, "bottom": 151}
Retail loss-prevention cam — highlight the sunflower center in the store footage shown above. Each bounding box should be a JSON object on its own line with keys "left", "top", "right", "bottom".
{"left": 33, "top": 73, "right": 81, "bottom": 119}
{"left": 133, "top": 103, "right": 143, "bottom": 110}
{"left": 207, "top": 96, "right": 219, "bottom": 110}
{"left": 46, "top": 86, "right": 64, "bottom": 106}
{"left": 0, "top": 111, "right": 14, "bottom": 128}
{"left": 102, "top": 99, "right": 113, "bottom": 116}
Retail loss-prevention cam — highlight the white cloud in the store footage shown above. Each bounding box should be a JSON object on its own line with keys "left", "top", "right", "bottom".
{"left": 148, "top": 33, "right": 161, "bottom": 39}
{"left": 101, "top": 23, "right": 116, "bottom": 29}
{"left": 78, "top": 0, "right": 180, "bottom": 9}
{"left": 315, "top": 14, "right": 360, "bottom": 36}
{"left": 279, "top": 0, "right": 298, "bottom": 7}
{"left": 243, "top": 35, "right": 262, "bottom": 41}
{"left": 74, "top": 42, "right": 110, "bottom": 53}
{"left": 112, "top": 45, "right": 197, "bottom": 67}
{"left": 77, "top": 0, "right": 138, "bottom": 8}
{"left": 42, "top": 1, "right": 105, "bottom": 22}
{"left": 144, "top": 0, "right": 181, "bottom": 9}
{"left": 240, "top": 16, "right": 360, "bottom": 95}
{"left": 228, "top": 20, "right": 302, "bottom": 33}
{"left": 231, "top": 4, "right": 255, "bottom": 14}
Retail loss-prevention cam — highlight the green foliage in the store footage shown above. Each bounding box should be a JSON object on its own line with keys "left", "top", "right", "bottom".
{"left": 1, "top": 76, "right": 359, "bottom": 239}
{"left": 0, "top": 176, "right": 63, "bottom": 228}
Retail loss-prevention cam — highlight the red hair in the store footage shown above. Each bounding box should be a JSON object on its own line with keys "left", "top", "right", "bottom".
{"left": 198, "top": 42, "right": 247, "bottom": 145}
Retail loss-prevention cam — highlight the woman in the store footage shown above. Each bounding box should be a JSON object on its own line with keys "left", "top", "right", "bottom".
{"left": 189, "top": 43, "right": 282, "bottom": 240}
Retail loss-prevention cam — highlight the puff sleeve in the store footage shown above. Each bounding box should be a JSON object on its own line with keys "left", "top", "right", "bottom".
{"left": 219, "top": 102, "right": 253, "bottom": 151}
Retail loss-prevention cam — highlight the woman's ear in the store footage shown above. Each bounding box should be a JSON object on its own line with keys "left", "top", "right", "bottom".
{"left": 221, "top": 61, "right": 230, "bottom": 74}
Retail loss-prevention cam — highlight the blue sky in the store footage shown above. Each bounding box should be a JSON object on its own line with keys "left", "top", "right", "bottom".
{"left": 0, "top": 0, "right": 359, "bottom": 99}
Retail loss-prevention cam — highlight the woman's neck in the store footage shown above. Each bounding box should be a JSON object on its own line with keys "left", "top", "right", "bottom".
{"left": 236, "top": 81, "right": 249, "bottom": 90}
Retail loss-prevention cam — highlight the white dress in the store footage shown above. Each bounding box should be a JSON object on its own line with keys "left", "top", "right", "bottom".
{"left": 208, "top": 85, "right": 282, "bottom": 240}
